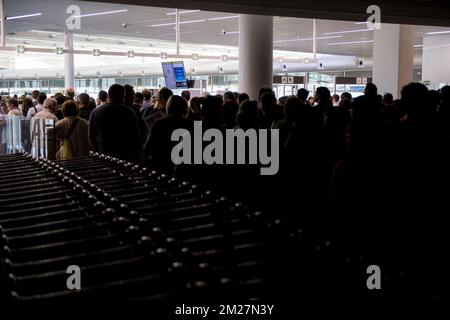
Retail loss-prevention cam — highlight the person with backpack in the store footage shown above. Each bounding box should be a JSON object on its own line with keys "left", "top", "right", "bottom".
{"left": 54, "top": 100, "right": 90, "bottom": 160}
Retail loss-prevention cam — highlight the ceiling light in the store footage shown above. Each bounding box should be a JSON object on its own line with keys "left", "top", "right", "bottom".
{"left": 222, "top": 55, "right": 228, "bottom": 61}
{"left": 76, "top": 72, "right": 81, "bottom": 78}
{"left": 141, "top": 70, "right": 145, "bottom": 76}
{"left": 150, "top": 19, "right": 205, "bottom": 27}
{"left": 48, "top": 34, "right": 56, "bottom": 38}
{"left": 414, "top": 44, "right": 423, "bottom": 48}
{"left": 93, "top": 49, "right": 101, "bottom": 56}
{"left": 23, "top": 40, "right": 30, "bottom": 44}
{"left": 127, "top": 50, "right": 135, "bottom": 58}
{"left": 207, "top": 15, "right": 239, "bottom": 21}
{"left": 274, "top": 35, "right": 342, "bottom": 43}
{"left": 119, "top": 41, "right": 126, "bottom": 45}
{"left": 181, "top": 19, "right": 205, "bottom": 25}
{"left": 75, "top": 9, "right": 128, "bottom": 18}
{"left": 160, "top": 52, "right": 167, "bottom": 59}
{"left": 192, "top": 53, "right": 199, "bottom": 60}
{"left": 417, "top": 72, "right": 421, "bottom": 75}
{"left": 166, "top": 10, "right": 201, "bottom": 15}
{"left": 426, "top": 30, "right": 450, "bottom": 35}
{"left": 222, "top": 31, "right": 239, "bottom": 35}
{"left": 34, "top": 73, "right": 39, "bottom": 79}
{"left": 6, "top": 13, "right": 42, "bottom": 20}
{"left": 96, "top": 71, "right": 101, "bottom": 77}
{"left": 118, "top": 70, "right": 123, "bottom": 76}
{"left": 56, "top": 47, "right": 64, "bottom": 55}
{"left": 324, "top": 29, "right": 373, "bottom": 35}
{"left": 327, "top": 40, "right": 374, "bottom": 46}
{"left": 16, "top": 45, "right": 26, "bottom": 53}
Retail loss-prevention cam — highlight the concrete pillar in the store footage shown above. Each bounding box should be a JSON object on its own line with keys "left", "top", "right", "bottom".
{"left": 64, "top": 31, "right": 75, "bottom": 90}
{"left": 239, "top": 14, "right": 273, "bottom": 100}
{"left": 373, "top": 24, "right": 415, "bottom": 98}
{"left": 422, "top": 34, "right": 450, "bottom": 90}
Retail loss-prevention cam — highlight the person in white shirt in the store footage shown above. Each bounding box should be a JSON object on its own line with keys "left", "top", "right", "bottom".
{"left": 7, "top": 98, "right": 23, "bottom": 117}
{"left": 34, "top": 98, "right": 59, "bottom": 122}
{"left": 27, "top": 92, "right": 47, "bottom": 119}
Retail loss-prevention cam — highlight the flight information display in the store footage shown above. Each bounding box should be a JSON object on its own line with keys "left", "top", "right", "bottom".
{"left": 161, "top": 61, "right": 188, "bottom": 89}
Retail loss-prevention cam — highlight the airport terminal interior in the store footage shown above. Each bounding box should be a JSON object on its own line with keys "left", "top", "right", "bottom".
{"left": 0, "top": 0, "right": 450, "bottom": 310}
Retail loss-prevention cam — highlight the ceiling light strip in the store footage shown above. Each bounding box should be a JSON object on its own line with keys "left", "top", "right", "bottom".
{"left": 327, "top": 39, "right": 374, "bottom": 45}
{"left": 166, "top": 10, "right": 200, "bottom": 15}
{"left": 324, "top": 28, "right": 373, "bottom": 35}
{"left": 426, "top": 30, "right": 450, "bottom": 35}
{"left": 207, "top": 15, "right": 239, "bottom": 21}
{"left": 6, "top": 12, "right": 42, "bottom": 20}
{"left": 75, "top": 9, "right": 128, "bottom": 18}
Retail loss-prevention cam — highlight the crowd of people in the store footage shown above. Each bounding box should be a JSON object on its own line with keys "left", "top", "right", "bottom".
{"left": 1, "top": 80, "right": 449, "bottom": 298}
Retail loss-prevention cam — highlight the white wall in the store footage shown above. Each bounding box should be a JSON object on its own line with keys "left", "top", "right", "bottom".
{"left": 422, "top": 34, "right": 450, "bottom": 89}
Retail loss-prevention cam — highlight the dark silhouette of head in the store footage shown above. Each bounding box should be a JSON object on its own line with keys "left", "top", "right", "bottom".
{"left": 401, "top": 82, "right": 432, "bottom": 120}
{"left": 236, "top": 100, "right": 258, "bottom": 130}
{"left": 297, "top": 88, "right": 309, "bottom": 103}
{"left": 167, "top": 95, "right": 188, "bottom": 117}
{"left": 38, "top": 92, "right": 47, "bottom": 105}
{"left": 98, "top": 90, "right": 107, "bottom": 103}
{"left": 238, "top": 93, "right": 249, "bottom": 105}
{"left": 383, "top": 93, "right": 394, "bottom": 105}
{"left": 124, "top": 85, "right": 135, "bottom": 106}
{"left": 364, "top": 83, "right": 378, "bottom": 96}
{"left": 315, "top": 87, "right": 331, "bottom": 103}
{"left": 181, "top": 90, "right": 191, "bottom": 102}
{"left": 108, "top": 84, "right": 125, "bottom": 104}
{"left": 78, "top": 93, "right": 90, "bottom": 108}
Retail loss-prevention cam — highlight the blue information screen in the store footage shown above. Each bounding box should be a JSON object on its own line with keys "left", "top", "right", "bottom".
{"left": 161, "top": 61, "right": 187, "bottom": 89}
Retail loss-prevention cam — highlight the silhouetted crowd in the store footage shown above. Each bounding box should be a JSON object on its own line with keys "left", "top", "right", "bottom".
{"left": 1, "top": 82, "right": 449, "bottom": 301}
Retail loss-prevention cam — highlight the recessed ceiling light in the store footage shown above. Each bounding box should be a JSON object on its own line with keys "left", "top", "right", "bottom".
{"left": 119, "top": 41, "right": 126, "bottom": 45}
{"left": 48, "top": 34, "right": 56, "bottom": 38}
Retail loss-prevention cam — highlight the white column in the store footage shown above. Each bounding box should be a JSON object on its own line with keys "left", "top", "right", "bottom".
{"left": 239, "top": 14, "right": 273, "bottom": 100}
{"left": 64, "top": 31, "right": 75, "bottom": 90}
{"left": 373, "top": 24, "right": 414, "bottom": 98}
{"left": 0, "top": 0, "right": 5, "bottom": 47}
{"left": 422, "top": 34, "right": 450, "bottom": 89}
